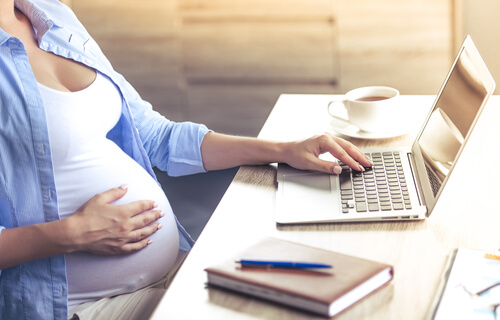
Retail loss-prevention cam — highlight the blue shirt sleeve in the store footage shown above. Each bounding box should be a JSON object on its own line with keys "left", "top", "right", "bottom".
{"left": 112, "top": 75, "right": 212, "bottom": 177}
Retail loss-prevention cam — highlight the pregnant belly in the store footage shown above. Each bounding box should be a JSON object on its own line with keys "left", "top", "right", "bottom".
{"left": 55, "top": 142, "right": 179, "bottom": 308}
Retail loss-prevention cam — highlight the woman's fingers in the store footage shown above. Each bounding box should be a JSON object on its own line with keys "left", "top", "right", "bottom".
{"left": 94, "top": 185, "right": 159, "bottom": 218}
{"left": 119, "top": 238, "right": 155, "bottom": 254}
{"left": 128, "top": 209, "right": 165, "bottom": 235}
{"left": 119, "top": 198, "right": 159, "bottom": 218}
{"left": 91, "top": 184, "right": 129, "bottom": 205}
{"left": 324, "top": 133, "right": 373, "bottom": 170}
{"left": 130, "top": 222, "right": 162, "bottom": 244}
{"left": 69, "top": 185, "right": 166, "bottom": 255}
{"left": 307, "top": 156, "right": 344, "bottom": 175}
{"left": 106, "top": 204, "right": 164, "bottom": 248}
{"left": 112, "top": 198, "right": 165, "bottom": 235}
{"left": 284, "top": 132, "right": 373, "bottom": 175}
{"left": 115, "top": 220, "right": 163, "bottom": 254}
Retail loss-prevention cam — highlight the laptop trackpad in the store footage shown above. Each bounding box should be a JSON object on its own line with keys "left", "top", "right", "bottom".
{"left": 277, "top": 172, "right": 340, "bottom": 223}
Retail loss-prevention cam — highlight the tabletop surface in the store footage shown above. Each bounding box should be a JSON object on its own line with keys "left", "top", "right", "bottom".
{"left": 151, "top": 94, "right": 500, "bottom": 320}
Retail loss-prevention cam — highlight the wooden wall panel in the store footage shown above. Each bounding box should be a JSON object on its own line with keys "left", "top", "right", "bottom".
{"left": 71, "top": 0, "right": 455, "bottom": 136}
{"left": 179, "top": 0, "right": 339, "bottom": 85}
{"left": 178, "top": 0, "right": 339, "bottom": 136}
{"left": 337, "top": 0, "right": 453, "bottom": 94}
{"left": 181, "top": 21, "right": 338, "bottom": 84}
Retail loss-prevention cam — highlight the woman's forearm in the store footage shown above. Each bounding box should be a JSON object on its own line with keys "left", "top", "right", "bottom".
{"left": 200, "top": 131, "right": 373, "bottom": 173}
{"left": 0, "top": 219, "right": 73, "bottom": 270}
{"left": 200, "top": 132, "right": 288, "bottom": 171}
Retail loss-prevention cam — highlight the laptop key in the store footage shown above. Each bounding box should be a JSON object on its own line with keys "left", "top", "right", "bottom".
{"left": 393, "top": 203, "right": 404, "bottom": 210}
{"left": 356, "top": 202, "right": 367, "bottom": 212}
{"left": 355, "top": 192, "right": 365, "bottom": 199}
{"left": 339, "top": 171, "right": 352, "bottom": 190}
{"left": 343, "top": 195, "right": 354, "bottom": 201}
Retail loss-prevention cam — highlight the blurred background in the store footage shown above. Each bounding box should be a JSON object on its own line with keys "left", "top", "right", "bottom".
{"left": 61, "top": 0, "right": 500, "bottom": 138}
{"left": 59, "top": 0, "right": 500, "bottom": 239}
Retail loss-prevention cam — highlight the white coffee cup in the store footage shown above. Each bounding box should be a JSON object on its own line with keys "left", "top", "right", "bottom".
{"left": 327, "top": 86, "right": 401, "bottom": 132}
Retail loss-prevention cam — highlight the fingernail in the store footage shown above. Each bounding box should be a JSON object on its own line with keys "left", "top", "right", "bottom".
{"left": 159, "top": 210, "right": 165, "bottom": 218}
{"left": 358, "top": 164, "right": 365, "bottom": 172}
{"left": 147, "top": 239, "right": 153, "bottom": 245}
{"left": 333, "top": 166, "right": 342, "bottom": 175}
{"left": 365, "top": 155, "right": 374, "bottom": 165}
{"left": 119, "top": 184, "right": 128, "bottom": 190}
{"left": 157, "top": 223, "right": 163, "bottom": 230}
{"left": 153, "top": 202, "right": 159, "bottom": 208}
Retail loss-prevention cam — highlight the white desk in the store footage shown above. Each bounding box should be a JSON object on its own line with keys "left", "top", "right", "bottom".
{"left": 152, "top": 94, "right": 500, "bottom": 319}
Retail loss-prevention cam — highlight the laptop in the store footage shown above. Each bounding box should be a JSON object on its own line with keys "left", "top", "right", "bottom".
{"left": 275, "top": 36, "right": 495, "bottom": 224}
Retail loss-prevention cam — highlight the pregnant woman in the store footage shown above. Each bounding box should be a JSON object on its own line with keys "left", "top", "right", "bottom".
{"left": 0, "top": 1, "right": 372, "bottom": 319}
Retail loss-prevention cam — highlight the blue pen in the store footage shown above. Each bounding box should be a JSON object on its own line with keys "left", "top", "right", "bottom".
{"left": 237, "top": 259, "right": 332, "bottom": 269}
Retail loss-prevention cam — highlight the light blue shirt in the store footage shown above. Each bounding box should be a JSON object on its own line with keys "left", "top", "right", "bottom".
{"left": 0, "top": 1, "right": 210, "bottom": 319}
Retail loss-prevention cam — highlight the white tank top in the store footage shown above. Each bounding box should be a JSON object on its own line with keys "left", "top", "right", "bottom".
{"left": 38, "top": 71, "right": 179, "bottom": 308}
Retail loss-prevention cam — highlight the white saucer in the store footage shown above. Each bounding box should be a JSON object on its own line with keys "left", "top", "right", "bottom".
{"left": 330, "top": 119, "right": 409, "bottom": 140}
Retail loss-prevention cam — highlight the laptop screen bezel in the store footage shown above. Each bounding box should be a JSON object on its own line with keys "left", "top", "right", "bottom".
{"left": 410, "top": 36, "right": 496, "bottom": 217}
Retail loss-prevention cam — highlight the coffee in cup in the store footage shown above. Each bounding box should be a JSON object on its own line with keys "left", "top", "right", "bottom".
{"left": 327, "top": 86, "right": 401, "bottom": 132}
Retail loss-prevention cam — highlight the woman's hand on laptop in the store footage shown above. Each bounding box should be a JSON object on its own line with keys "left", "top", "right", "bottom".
{"left": 200, "top": 131, "right": 372, "bottom": 174}
{"left": 282, "top": 132, "right": 373, "bottom": 174}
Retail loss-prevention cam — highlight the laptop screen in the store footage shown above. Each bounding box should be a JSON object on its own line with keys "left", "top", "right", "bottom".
{"left": 416, "top": 37, "right": 494, "bottom": 200}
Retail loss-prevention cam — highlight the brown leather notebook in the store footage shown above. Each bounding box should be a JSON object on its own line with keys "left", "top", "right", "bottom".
{"left": 205, "top": 237, "right": 393, "bottom": 318}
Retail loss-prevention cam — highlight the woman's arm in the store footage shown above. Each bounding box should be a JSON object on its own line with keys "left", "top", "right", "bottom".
{"left": 200, "top": 131, "right": 372, "bottom": 174}
{"left": 0, "top": 186, "right": 163, "bottom": 270}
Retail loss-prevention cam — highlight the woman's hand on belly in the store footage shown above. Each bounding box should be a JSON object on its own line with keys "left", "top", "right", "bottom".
{"left": 64, "top": 184, "right": 164, "bottom": 255}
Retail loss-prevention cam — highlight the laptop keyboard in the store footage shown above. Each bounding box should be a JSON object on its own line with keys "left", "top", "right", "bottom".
{"left": 339, "top": 152, "right": 412, "bottom": 213}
